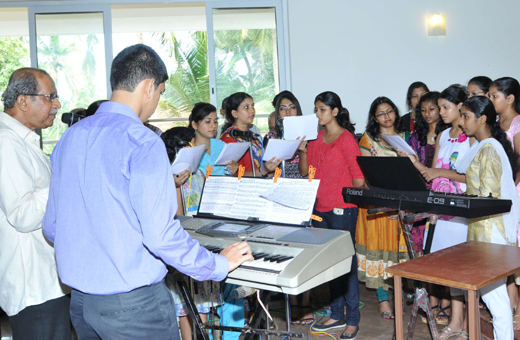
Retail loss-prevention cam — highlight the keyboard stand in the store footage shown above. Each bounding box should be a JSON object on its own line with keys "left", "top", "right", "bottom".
{"left": 177, "top": 280, "right": 304, "bottom": 339}
{"left": 400, "top": 212, "right": 440, "bottom": 340}
{"left": 368, "top": 208, "right": 440, "bottom": 340}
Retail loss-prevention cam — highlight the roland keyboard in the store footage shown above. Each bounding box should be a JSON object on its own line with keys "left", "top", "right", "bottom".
{"left": 180, "top": 218, "right": 354, "bottom": 295}
{"left": 343, "top": 186, "right": 512, "bottom": 218}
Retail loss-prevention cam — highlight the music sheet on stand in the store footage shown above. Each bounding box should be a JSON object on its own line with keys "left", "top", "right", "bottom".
{"left": 198, "top": 177, "right": 320, "bottom": 225}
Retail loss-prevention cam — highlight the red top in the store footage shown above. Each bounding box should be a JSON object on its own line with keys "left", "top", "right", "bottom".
{"left": 307, "top": 130, "right": 364, "bottom": 212}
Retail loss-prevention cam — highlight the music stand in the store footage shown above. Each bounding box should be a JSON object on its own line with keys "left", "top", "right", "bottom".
{"left": 356, "top": 156, "right": 428, "bottom": 191}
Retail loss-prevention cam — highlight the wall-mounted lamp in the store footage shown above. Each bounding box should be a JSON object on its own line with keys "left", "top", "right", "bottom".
{"left": 427, "top": 14, "right": 446, "bottom": 36}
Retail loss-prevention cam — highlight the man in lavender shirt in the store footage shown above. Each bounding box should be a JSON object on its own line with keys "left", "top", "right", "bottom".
{"left": 42, "top": 44, "right": 253, "bottom": 340}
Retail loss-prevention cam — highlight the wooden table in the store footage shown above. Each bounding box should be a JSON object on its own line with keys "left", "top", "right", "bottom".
{"left": 386, "top": 241, "right": 520, "bottom": 340}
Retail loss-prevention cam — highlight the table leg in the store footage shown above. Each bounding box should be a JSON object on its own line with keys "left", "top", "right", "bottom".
{"left": 394, "top": 275, "right": 404, "bottom": 340}
{"left": 467, "top": 290, "right": 479, "bottom": 340}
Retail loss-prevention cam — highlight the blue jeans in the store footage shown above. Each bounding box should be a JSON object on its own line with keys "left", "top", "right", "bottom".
{"left": 313, "top": 208, "right": 360, "bottom": 326}
{"left": 70, "top": 280, "right": 179, "bottom": 340}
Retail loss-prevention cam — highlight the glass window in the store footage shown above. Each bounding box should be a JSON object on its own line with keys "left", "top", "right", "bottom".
{"left": 35, "top": 12, "right": 107, "bottom": 154}
{"left": 0, "top": 8, "right": 30, "bottom": 112}
{"left": 213, "top": 8, "right": 279, "bottom": 134}
{"left": 112, "top": 4, "right": 207, "bottom": 132}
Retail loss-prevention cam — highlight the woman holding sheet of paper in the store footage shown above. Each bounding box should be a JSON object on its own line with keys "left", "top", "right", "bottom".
{"left": 356, "top": 96, "right": 409, "bottom": 320}
{"left": 188, "top": 102, "right": 239, "bottom": 177}
{"left": 264, "top": 91, "right": 305, "bottom": 179}
{"left": 400, "top": 86, "right": 474, "bottom": 339}
{"left": 298, "top": 91, "right": 364, "bottom": 339}
{"left": 220, "top": 92, "right": 281, "bottom": 177}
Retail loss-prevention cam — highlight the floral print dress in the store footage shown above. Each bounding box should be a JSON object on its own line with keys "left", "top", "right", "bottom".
{"left": 425, "top": 128, "right": 470, "bottom": 252}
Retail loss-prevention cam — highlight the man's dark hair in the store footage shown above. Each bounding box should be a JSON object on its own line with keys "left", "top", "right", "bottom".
{"left": 110, "top": 44, "right": 168, "bottom": 92}
{"left": 1, "top": 68, "right": 50, "bottom": 110}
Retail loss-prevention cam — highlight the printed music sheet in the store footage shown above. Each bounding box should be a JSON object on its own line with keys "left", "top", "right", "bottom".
{"left": 259, "top": 179, "right": 320, "bottom": 210}
{"left": 380, "top": 134, "right": 416, "bottom": 155}
{"left": 198, "top": 176, "right": 320, "bottom": 225}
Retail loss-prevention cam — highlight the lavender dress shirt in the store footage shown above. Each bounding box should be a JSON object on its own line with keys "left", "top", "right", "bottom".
{"left": 43, "top": 101, "right": 228, "bottom": 295}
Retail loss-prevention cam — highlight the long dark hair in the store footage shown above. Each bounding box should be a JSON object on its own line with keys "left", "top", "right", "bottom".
{"left": 468, "top": 76, "right": 492, "bottom": 94}
{"left": 314, "top": 91, "right": 355, "bottom": 135}
{"left": 188, "top": 102, "right": 217, "bottom": 134}
{"left": 414, "top": 92, "right": 448, "bottom": 146}
{"left": 406, "top": 81, "right": 430, "bottom": 111}
{"left": 366, "top": 96, "right": 403, "bottom": 141}
{"left": 439, "top": 85, "right": 468, "bottom": 123}
{"left": 161, "top": 127, "right": 194, "bottom": 164}
{"left": 274, "top": 91, "right": 303, "bottom": 137}
{"left": 491, "top": 77, "right": 520, "bottom": 114}
{"left": 221, "top": 92, "right": 253, "bottom": 133}
{"left": 463, "top": 96, "right": 518, "bottom": 181}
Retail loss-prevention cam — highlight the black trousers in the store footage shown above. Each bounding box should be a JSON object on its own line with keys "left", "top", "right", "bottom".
{"left": 9, "top": 295, "right": 72, "bottom": 340}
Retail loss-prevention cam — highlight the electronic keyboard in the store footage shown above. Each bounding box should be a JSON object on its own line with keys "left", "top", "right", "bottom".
{"left": 180, "top": 218, "right": 355, "bottom": 294}
{"left": 342, "top": 186, "right": 512, "bottom": 218}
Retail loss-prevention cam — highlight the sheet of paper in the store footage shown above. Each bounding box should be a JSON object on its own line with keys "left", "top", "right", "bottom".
{"left": 214, "top": 143, "right": 250, "bottom": 165}
{"left": 230, "top": 179, "right": 273, "bottom": 220}
{"left": 380, "top": 134, "right": 416, "bottom": 155}
{"left": 263, "top": 139, "right": 301, "bottom": 161}
{"left": 197, "top": 176, "right": 318, "bottom": 225}
{"left": 267, "top": 178, "right": 320, "bottom": 223}
{"left": 282, "top": 115, "right": 319, "bottom": 141}
{"left": 260, "top": 178, "right": 320, "bottom": 210}
{"left": 170, "top": 144, "right": 206, "bottom": 174}
{"left": 198, "top": 177, "right": 239, "bottom": 215}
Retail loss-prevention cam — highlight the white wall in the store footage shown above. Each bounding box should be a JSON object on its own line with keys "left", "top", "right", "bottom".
{"left": 287, "top": 0, "right": 520, "bottom": 130}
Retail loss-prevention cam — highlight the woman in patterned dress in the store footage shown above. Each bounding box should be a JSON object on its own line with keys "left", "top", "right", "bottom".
{"left": 356, "top": 96, "right": 409, "bottom": 319}
{"left": 404, "top": 85, "right": 474, "bottom": 339}
{"left": 220, "top": 92, "right": 281, "bottom": 177}
{"left": 264, "top": 91, "right": 305, "bottom": 178}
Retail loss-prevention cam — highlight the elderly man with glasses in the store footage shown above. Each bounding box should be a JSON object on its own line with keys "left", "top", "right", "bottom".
{"left": 0, "top": 68, "right": 71, "bottom": 340}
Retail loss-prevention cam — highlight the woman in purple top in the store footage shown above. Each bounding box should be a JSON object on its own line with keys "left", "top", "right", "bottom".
{"left": 408, "top": 91, "right": 448, "bottom": 170}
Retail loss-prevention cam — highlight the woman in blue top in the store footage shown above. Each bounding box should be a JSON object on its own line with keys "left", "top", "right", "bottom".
{"left": 189, "top": 102, "right": 239, "bottom": 176}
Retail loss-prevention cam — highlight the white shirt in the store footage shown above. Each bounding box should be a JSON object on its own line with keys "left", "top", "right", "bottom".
{"left": 0, "top": 111, "right": 69, "bottom": 316}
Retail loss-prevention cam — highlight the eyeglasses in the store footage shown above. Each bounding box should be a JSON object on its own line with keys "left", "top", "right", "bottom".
{"left": 375, "top": 109, "right": 394, "bottom": 118}
{"left": 25, "top": 93, "right": 60, "bottom": 101}
{"left": 279, "top": 106, "right": 296, "bottom": 111}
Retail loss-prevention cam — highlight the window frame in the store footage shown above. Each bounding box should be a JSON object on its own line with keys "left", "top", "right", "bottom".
{"left": 0, "top": 0, "right": 290, "bottom": 147}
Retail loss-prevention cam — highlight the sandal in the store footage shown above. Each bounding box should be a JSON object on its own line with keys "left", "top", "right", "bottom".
{"left": 438, "top": 326, "right": 460, "bottom": 340}
{"left": 290, "top": 304, "right": 301, "bottom": 325}
{"left": 379, "top": 300, "right": 395, "bottom": 320}
{"left": 455, "top": 331, "right": 469, "bottom": 340}
{"left": 435, "top": 304, "right": 451, "bottom": 325}
{"left": 420, "top": 304, "right": 438, "bottom": 324}
{"left": 513, "top": 314, "right": 520, "bottom": 331}
{"left": 298, "top": 305, "right": 315, "bottom": 325}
